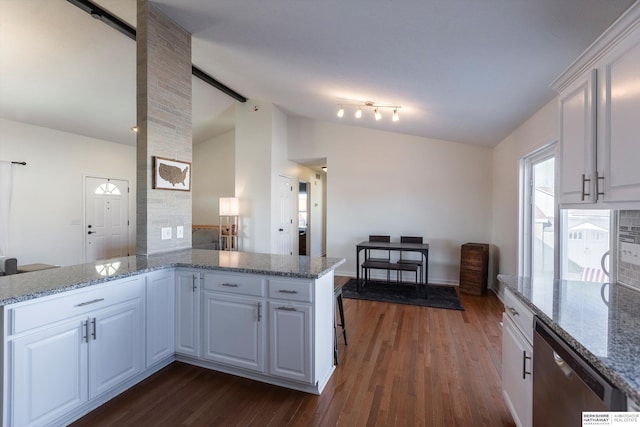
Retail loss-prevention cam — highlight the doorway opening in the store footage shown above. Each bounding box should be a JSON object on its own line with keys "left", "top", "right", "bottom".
{"left": 298, "top": 181, "right": 310, "bottom": 255}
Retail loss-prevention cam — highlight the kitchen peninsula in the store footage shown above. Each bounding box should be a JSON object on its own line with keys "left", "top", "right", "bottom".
{"left": 0, "top": 249, "right": 345, "bottom": 427}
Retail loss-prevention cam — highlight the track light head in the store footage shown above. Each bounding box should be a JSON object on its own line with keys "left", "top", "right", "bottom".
{"left": 337, "top": 106, "right": 344, "bottom": 118}
{"left": 374, "top": 108, "right": 382, "bottom": 121}
{"left": 355, "top": 108, "right": 362, "bottom": 119}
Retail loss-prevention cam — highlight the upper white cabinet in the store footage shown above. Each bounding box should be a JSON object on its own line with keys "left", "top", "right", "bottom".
{"left": 558, "top": 71, "right": 597, "bottom": 204}
{"left": 554, "top": 7, "right": 640, "bottom": 207}
{"left": 597, "top": 32, "right": 640, "bottom": 203}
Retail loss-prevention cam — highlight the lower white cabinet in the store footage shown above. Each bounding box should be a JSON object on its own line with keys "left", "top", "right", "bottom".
{"left": 175, "top": 269, "right": 201, "bottom": 357}
{"left": 269, "top": 301, "right": 312, "bottom": 384}
{"left": 7, "top": 276, "right": 144, "bottom": 427}
{"left": 202, "top": 291, "right": 266, "bottom": 373}
{"left": 11, "top": 317, "right": 88, "bottom": 427}
{"left": 502, "top": 289, "right": 533, "bottom": 427}
{"left": 145, "top": 269, "right": 175, "bottom": 366}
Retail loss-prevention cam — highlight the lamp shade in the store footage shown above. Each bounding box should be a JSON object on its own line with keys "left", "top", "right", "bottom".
{"left": 219, "top": 197, "right": 239, "bottom": 216}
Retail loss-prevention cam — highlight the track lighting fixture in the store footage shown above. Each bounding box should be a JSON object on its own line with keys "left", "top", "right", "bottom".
{"left": 336, "top": 101, "right": 401, "bottom": 122}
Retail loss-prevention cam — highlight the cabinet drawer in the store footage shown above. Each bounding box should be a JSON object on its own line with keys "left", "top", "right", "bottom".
{"left": 204, "top": 272, "right": 265, "bottom": 297}
{"left": 504, "top": 288, "right": 534, "bottom": 344}
{"left": 9, "top": 276, "right": 144, "bottom": 335}
{"left": 269, "top": 279, "right": 312, "bottom": 302}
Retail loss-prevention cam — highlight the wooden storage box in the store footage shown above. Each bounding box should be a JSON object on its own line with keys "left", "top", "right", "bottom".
{"left": 459, "top": 243, "right": 489, "bottom": 295}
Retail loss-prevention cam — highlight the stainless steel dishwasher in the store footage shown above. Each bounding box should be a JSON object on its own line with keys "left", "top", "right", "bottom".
{"left": 533, "top": 319, "right": 626, "bottom": 426}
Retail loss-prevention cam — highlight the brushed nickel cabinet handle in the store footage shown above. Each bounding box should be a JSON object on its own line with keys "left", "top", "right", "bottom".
{"left": 91, "top": 318, "right": 97, "bottom": 340}
{"left": 75, "top": 298, "right": 105, "bottom": 307}
{"left": 507, "top": 306, "right": 519, "bottom": 316}
{"left": 257, "top": 302, "right": 262, "bottom": 321}
{"left": 82, "top": 320, "right": 89, "bottom": 343}
{"left": 278, "top": 306, "right": 297, "bottom": 311}
{"left": 222, "top": 283, "right": 239, "bottom": 288}
{"left": 192, "top": 274, "right": 197, "bottom": 292}
{"left": 581, "top": 174, "right": 591, "bottom": 201}
{"left": 522, "top": 351, "right": 532, "bottom": 379}
{"left": 278, "top": 289, "right": 298, "bottom": 294}
{"left": 597, "top": 172, "right": 605, "bottom": 198}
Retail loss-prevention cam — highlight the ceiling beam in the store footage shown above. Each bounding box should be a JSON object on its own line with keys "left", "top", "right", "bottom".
{"left": 67, "top": 0, "right": 248, "bottom": 103}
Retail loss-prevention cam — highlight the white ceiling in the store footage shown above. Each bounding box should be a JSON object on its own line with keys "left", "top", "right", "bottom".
{"left": 0, "top": 0, "right": 636, "bottom": 147}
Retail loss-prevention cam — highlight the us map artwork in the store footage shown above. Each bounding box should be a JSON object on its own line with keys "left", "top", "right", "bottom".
{"left": 159, "top": 163, "right": 189, "bottom": 186}
{"left": 153, "top": 157, "right": 191, "bottom": 191}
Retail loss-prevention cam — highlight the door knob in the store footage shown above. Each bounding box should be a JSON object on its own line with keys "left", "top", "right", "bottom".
{"left": 279, "top": 228, "right": 284, "bottom": 231}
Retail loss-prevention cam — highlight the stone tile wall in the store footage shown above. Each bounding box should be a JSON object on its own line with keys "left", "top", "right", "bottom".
{"left": 136, "top": 2, "right": 192, "bottom": 255}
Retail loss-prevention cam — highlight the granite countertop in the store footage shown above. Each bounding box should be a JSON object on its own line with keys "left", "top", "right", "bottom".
{"left": 498, "top": 274, "right": 640, "bottom": 406}
{"left": 0, "top": 249, "right": 346, "bottom": 306}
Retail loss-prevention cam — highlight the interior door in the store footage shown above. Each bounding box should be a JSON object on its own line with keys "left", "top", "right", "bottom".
{"left": 276, "top": 175, "right": 294, "bottom": 256}
{"left": 85, "top": 177, "right": 129, "bottom": 262}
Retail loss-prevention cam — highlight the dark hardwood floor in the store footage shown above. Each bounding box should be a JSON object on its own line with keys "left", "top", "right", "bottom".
{"left": 71, "top": 277, "right": 514, "bottom": 426}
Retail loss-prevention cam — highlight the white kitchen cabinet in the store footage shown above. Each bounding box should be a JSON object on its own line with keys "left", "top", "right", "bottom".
{"left": 558, "top": 71, "right": 597, "bottom": 205}
{"left": 555, "top": 14, "right": 640, "bottom": 206}
{"left": 175, "top": 269, "right": 201, "bottom": 357}
{"left": 502, "top": 313, "right": 533, "bottom": 427}
{"left": 88, "top": 298, "right": 144, "bottom": 398}
{"left": 7, "top": 276, "right": 144, "bottom": 427}
{"left": 11, "top": 317, "right": 88, "bottom": 427}
{"left": 269, "top": 301, "right": 312, "bottom": 383}
{"left": 145, "top": 269, "right": 175, "bottom": 367}
{"left": 596, "top": 30, "right": 640, "bottom": 203}
{"left": 202, "top": 291, "right": 266, "bottom": 373}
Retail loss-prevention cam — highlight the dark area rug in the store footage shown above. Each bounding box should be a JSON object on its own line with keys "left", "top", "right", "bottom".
{"left": 342, "top": 279, "right": 464, "bottom": 311}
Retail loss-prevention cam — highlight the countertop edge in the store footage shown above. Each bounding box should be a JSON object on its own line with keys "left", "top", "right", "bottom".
{"left": 0, "top": 253, "right": 346, "bottom": 306}
{"left": 498, "top": 275, "right": 640, "bottom": 407}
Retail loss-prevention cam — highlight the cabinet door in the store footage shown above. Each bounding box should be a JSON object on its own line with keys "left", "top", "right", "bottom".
{"left": 598, "top": 32, "right": 640, "bottom": 203}
{"left": 176, "top": 270, "right": 201, "bottom": 357}
{"left": 202, "top": 291, "right": 265, "bottom": 373}
{"left": 145, "top": 270, "right": 175, "bottom": 366}
{"left": 502, "top": 314, "right": 533, "bottom": 427}
{"left": 11, "top": 319, "right": 88, "bottom": 427}
{"left": 558, "top": 70, "right": 597, "bottom": 205}
{"left": 269, "top": 302, "right": 312, "bottom": 384}
{"left": 88, "top": 298, "right": 144, "bottom": 398}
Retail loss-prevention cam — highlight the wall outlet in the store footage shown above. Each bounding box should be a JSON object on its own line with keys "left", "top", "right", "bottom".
{"left": 177, "top": 225, "right": 184, "bottom": 239}
{"left": 161, "top": 227, "right": 172, "bottom": 240}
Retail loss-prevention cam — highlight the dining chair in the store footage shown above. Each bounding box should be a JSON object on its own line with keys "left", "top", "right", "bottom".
{"left": 397, "top": 236, "right": 423, "bottom": 283}
{"left": 363, "top": 235, "right": 391, "bottom": 283}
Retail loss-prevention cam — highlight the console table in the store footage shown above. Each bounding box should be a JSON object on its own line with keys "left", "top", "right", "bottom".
{"left": 355, "top": 241, "right": 429, "bottom": 296}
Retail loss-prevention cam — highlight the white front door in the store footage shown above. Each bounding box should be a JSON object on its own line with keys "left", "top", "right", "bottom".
{"left": 276, "top": 175, "right": 294, "bottom": 256}
{"left": 85, "top": 177, "right": 129, "bottom": 262}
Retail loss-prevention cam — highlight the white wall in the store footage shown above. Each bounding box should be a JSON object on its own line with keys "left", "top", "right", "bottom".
{"left": 0, "top": 118, "right": 136, "bottom": 266}
{"left": 235, "top": 101, "right": 273, "bottom": 253}
{"left": 192, "top": 129, "right": 235, "bottom": 225}
{"left": 288, "top": 118, "right": 493, "bottom": 285}
{"left": 491, "top": 99, "right": 559, "bottom": 277}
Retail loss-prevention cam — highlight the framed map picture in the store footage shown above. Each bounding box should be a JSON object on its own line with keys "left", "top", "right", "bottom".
{"left": 153, "top": 156, "right": 191, "bottom": 191}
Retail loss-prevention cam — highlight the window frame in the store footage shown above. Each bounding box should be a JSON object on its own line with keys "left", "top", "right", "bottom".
{"left": 518, "top": 142, "right": 559, "bottom": 278}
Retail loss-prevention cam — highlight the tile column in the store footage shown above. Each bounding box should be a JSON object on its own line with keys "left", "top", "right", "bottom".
{"left": 136, "top": 1, "right": 192, "bottom": 255}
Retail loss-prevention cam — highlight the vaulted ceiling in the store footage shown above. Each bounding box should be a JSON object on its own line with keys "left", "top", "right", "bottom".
{"left": 0, "top": 0, "right": 636, "bottom": 147}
